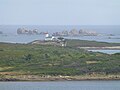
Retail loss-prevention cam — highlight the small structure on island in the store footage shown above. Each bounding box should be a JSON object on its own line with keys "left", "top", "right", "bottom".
{"left": 57, "top": 37, "right": 67, "bottom": 47}
{"left": 45, "top": 33, "right": 56, "bottom": 41}
{"left": 44, "top": 33, "right": 67, "bottom": 47}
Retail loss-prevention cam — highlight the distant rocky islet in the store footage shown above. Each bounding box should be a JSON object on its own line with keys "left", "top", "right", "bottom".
{"left": 17, "top": 28, "right": 98, "bottom": 36}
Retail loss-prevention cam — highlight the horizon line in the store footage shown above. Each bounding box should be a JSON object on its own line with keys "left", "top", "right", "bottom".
{"left": 1, "top": 24, "right": 120, "bottom": 26}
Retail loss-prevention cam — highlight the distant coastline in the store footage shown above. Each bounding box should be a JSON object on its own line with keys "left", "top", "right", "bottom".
{"left": 0, "top": 25, "right": 120, "bottom": 43}
{"left": 1, "top": 75, "right": 120, "bottom": 81}
{"left": 17, "top": 27, "right": 99, "bottom": 36}
{"left": 79, "top": 46, "right": 120, "bottom": 50}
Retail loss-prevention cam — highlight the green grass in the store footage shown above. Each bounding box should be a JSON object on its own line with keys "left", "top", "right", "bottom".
{"left": 0, "top": 42, "right": 120, "bottom": 76}
{"left": 66, "top": 39, "right": 120, "bottom": 47}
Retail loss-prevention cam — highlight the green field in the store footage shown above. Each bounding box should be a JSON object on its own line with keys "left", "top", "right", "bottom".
{"left": 0, "top": 41, "right": 120, "bottom": 78}
{"left": 66, "top": 39, "right": 120, "bottom": 47}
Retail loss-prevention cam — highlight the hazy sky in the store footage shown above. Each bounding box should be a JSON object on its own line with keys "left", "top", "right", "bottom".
{"left": 0, "top": 0, "right": 120, "bottom": 25}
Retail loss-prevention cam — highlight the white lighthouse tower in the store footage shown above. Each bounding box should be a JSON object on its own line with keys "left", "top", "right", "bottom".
{"left": 45, "top": 33, "right": 49, "bottom": 38}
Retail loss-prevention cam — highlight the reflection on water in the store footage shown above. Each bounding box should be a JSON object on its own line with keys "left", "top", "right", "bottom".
{"left": 0, "top": 35, "right": 45, "bottom": 43}
{"left": 0, "top": 81, "right": 120, "bottom": 90}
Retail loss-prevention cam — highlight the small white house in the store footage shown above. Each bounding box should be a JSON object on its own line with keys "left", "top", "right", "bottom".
{"left": 45, "top": 33, "right": 55, "bottom": 41}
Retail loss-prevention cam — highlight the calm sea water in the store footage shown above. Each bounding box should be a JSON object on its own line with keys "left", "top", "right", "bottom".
{"left": 88, "top": 50, "right": 120, "bottom": 54}
{"left": 0, "top": 25, "right": 120, "bottom": 34}
{"left": 0, "top": 25, "right": 120, "bottom": 43}
{"left": 0, "top": 34, "right": 45, "bottom": 44}
{"left": 0, "top": 34, "right": 120, "bottom": 44}
{"left": 0, "top": 25, "right": 120, "bottom": 54}
{"left": 0, "top": 81, "right": 120, "bottom": 90}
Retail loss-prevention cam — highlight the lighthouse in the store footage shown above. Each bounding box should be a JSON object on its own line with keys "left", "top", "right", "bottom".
{"left": 45, "top": 33, "right": 49, "bottom": 37}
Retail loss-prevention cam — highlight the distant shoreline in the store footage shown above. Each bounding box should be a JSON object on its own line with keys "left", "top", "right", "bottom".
{"left": 31, "top": 40, "right": 120, "bottom": 50}
{"left": 0, "top": 75, "right": 120, "bottom": 81}
{"left": 78, "top": 46, "right": 120, "bottom": 50}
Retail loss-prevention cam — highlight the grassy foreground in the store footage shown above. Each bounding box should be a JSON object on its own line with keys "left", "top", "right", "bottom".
{"left": 0, "top": 40, "right": 120, "bottom": 81}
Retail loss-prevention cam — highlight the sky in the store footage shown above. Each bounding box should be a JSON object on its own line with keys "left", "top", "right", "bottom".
{"left": 0, "top": 0, "right": 120, "bottom": 25}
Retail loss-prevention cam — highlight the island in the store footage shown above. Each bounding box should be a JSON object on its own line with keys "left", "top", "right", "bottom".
{"left": 52, "top": 29, "right": 98, "bottom": 36}
{"left": 17, "top": 28, "right": 40, "bottom": 35}
{"left": 0, "top": 39, "right": 120, "bottom": 81}
{"left": 17, "top": 28, "right": 99, "bottom": 36}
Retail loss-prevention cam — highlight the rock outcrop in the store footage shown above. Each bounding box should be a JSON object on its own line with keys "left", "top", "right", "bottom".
{"left": 17, "top": 28, "right": 39, "bottom": 35}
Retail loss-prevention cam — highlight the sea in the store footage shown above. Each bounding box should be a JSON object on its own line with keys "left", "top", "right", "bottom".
{"left": 0, "top": 81, "right": 120, "bottom": 90}
{"left": 0, "top": 25, "right": 120, "bottom": 54}
{"left": 88, "top": 50, "right": 120, "bottom": 54}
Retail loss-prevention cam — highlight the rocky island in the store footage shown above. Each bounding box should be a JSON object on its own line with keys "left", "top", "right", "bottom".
{"left": 0, "top": 39, "right": 120, "bottom": 81}
{"left": 17, "top": 28, "right": 41, "bottom": 35}
{"left": 53, "top": 29, "right": 98, "bottom": 36}
{"left": 17, "top": 28, "right": 99, "bottom": 36}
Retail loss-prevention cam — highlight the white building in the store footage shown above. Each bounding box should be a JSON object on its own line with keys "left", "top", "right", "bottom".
{"left": 45, "top": 33, "right": 55, "bottom": 41}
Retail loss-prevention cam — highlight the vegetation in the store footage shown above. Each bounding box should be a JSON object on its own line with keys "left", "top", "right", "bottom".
{"left": 0, "top": 41, "right": 120, "bottom": 78}
{"left": 66, "top": 39, "right": 120, "bottom": 47}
